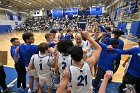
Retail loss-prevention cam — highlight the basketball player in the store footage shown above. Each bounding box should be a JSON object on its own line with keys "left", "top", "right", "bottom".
{"left": 56, "top": 31, "right": 102, "bottom": 93}
{"left": 28, "top": 42, "right": 55, "bottom": 93}
{"left": 10, "top": 38, "right": 26, "bottom": 91}
{"left": 14, "top": 32, "right": 40, "bottom": 93}
{"left": 106, "top": 30, "right": 124, "bottom": 73}
{"left": 108, "top": 37, "right": 140, "bottom": 93}
{"left": 73, "top": 33, "right": 89, "bottom": 61}
{"left": 55, "top": 39, "right": 74, "bottom": 80}
{"left": 93, "top": 39, "right": 120, "bottom": 90}
{"left": 50, "top": 29, "right": 58, "bottom": 42}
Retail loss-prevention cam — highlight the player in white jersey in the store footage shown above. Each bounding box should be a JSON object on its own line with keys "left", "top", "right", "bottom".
{"left": 28, "top": 42, "right": 55, "bottom": 93}
{"left": 56, "top": 31, "right": 102, "bottom": 93}
{"left": 55, "top": 40, "right": 73, "bottom": 81}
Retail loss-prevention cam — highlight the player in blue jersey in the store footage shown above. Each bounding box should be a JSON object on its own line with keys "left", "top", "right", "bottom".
{"left": 93, "top": 39, "right": 120, "bottom": 90}
{"left": 14, "top": 32, "right": 40, "bottom": 93}
{"left": 106, "top": 30, "right": 124, "bottom": 73}
{"left": 10, "top": 38, "right": 27, "bottom": 92}
{"left": 108, "top": 37, "right": 140, "bottom": 93}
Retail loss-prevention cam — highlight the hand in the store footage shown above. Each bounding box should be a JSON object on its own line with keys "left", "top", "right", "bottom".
{"left": 53, "top": 49, "right": 58, "bottom": 58}
{"left": 15, "top": 46, "right": 19, "bottom": 53}
{"left": 104, "top": 70, "right": 113, "bottom": 80}
{"left": 81, "top": 31, "right": 91, "bottom": 40}
{"left": 107, "top": 45, "right": 113, "bottom": 50}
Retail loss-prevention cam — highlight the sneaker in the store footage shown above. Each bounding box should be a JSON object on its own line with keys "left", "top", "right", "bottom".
{"left": 93, "top": 87, "right": 96, "bottom": 93}
{"left": 27, "top": 89, "right": 34, "bottom": 93}
{"left": 23, "top": 87, "right": 29, "bottom": 92}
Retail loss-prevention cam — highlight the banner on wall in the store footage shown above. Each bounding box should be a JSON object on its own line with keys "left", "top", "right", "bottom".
{"left": 17, "top": 14, "right": 22, "bottom": 21}
{"left": 90, "top": 6, "right": 102, "bottom": 16}
{"left": 64, "top": 8, "right": 78, "bottom": 17}
{"left": 113, "top": 9, "right": 117, "bottom": 20}
{"left": 8, "top": 12, "right": 14, "bottom": 20}
{"left": 51, "top": 9, "right": 63, "bottom": 18}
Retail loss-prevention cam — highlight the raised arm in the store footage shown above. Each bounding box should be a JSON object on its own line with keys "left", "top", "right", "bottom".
{"left": 53, "top": 50, "right": 60, "bottom": 80}
{"left": 82, "top": 31, "right": 102, "bottom": 68}
{"left": 98, "top": 70, "right": 113, "bottom": 93}
{"left": 56, "top": 68, "right": 70, "bottom": 93}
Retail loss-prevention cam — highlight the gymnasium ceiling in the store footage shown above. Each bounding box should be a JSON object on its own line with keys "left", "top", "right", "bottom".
{"left": 0, "top": 0, "right": 113, "bottom": 12}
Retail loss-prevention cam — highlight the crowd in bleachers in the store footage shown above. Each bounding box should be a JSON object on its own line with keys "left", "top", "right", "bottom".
{"left": 17, "top": 15, "right": 115, "bottom": 33}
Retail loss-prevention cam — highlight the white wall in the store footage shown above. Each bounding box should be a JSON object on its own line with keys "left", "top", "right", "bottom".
{"left": 0, "top": 10, "right": 8, "bottom": 20}
{"left": 0, "top": 9, "right": 27, "bottom": 29}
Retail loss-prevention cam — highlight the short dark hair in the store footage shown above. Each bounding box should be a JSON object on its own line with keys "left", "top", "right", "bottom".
{"left": 70, "top": 46, "right": 83, "bottom": 62}
{"left": 67, "top": 29, "right": 72, "bottom": 33}
{"left": 45, "top": 33, "right": 52, "bottom": 39}
{"left": 57, "top": 39, "right": 74, "bottom": 54}
{"left": 10, "top": 38, "right": 18, "bottom": 43}
{"left": 59, "top": 28, "right": 63, "bottom": 32}
{"left": 50, "top": 29, "right": 57, "bottom": 33}
{"left": 22, "top": 32, "right": 34, "bottom": 42}
{"left": 110, "top": 39, "right": 119, "bottom": 48}
{"left": 105, "top": 27, "right": 111, "bottom": 32}
{"left": 38, "top": 42, "right": 49, "bottom": 53}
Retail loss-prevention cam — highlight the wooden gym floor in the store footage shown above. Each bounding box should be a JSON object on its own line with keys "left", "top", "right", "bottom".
{"left": 0, "top": 32, "right": 137, "bottom": 82}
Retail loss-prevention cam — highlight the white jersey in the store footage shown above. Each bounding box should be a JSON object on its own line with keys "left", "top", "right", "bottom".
{"left": 69, "top": 62, "right": 93, "bottom": 93}
{"left": 58, "top": 54, "right": 72, "bottom": 80}
{"left": 31, "top": 53, "right": 54, "bottom": 78}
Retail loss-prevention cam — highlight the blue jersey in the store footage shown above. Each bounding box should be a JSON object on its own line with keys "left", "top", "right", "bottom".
{"left": 106, "top": 38, "right": 124, "bottom": 60}
{"left": 101, "top": 33, "right": 111, "bottom": 43}
{"left": 10, "top": 46, "right": 22, "bottom": 62}
{"left": 19, "top": 43, "right": 39, "bottom": 67}
{"left": 113, "top": 47, "right": 140, "bottom": 78}
{"left": 98, "top": 43, "right": 119, "bottom": 71}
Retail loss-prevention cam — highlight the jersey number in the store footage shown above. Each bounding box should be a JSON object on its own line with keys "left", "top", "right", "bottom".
{"left": 39, "top": 63, "right": 42, "bottom": 70}
{"left": 77, "top": 75, "right": 88, "bottom": 86}
{"left": 62, "top": 62, "right": 66, "bottom": 69}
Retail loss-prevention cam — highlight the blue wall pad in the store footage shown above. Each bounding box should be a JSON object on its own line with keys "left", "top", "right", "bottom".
{"left": 0, "top": 25, "right": 12, "bottom": 33}
{"left": 117, "top": 22, "right": 122, "bottom": 30}
{"left": 121, "top": 22, "right": 127, "bottom": 34}
{"left": 130, "top": 21, "right": 140, "bottom": 37}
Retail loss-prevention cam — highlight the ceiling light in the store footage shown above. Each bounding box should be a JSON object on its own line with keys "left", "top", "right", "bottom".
{"left": 18, "top": 1, "right": 21, "bottom": 2}
{"left": 8, "top": 6, "right": 11, "bottom": 7}
{"left": 29, "top": 3, "right": 31, "bottom": 5}
{"left": 50, "top": 0, "right": 53, "bottom": 2}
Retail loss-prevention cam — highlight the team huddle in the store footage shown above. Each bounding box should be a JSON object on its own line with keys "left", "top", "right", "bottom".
{"left": 9, "top": 25, "right": 140, "bottom": 93}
